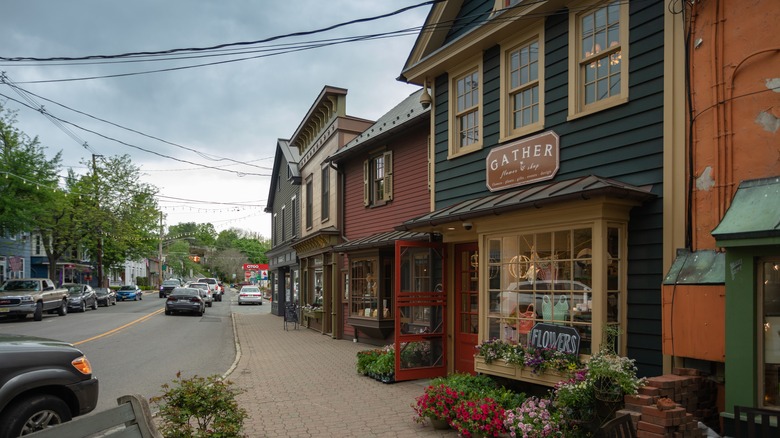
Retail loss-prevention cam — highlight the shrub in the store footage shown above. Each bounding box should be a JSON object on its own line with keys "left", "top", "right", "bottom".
{"left": 151, "top": 372, "right": 247, "bottom": 438}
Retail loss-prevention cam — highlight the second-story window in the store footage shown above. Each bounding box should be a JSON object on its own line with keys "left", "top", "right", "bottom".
{"left": 281, "top": 206, "right": 286, "bottom": 241}
{"left": 291, "top": 196, "right": 297, "bottom": 238}
{"left": 501, "top": 27, "right": 545, "bottom": 141}
{"left": 363, "top": 151, "right": 393, "bottom": 207}
{"left": 321, "top": 165, "right": 330, "bottom": 222}
{"left": 449, "top": 58, "right": 483, "bottom": 157}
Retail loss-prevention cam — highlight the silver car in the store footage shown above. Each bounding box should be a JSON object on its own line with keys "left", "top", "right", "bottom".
{"left": 188, "top": 282, "right": 213, "bottom": 307}
{"left": 164, "top": 287, "right": 206, "bottom": 316}
{"left": 237, "top": 286, "right": 263, "bottom": 305}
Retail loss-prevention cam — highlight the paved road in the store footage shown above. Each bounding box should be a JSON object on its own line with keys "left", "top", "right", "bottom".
{"left": 228, "top": 311, "right": 458, "bottom": 437}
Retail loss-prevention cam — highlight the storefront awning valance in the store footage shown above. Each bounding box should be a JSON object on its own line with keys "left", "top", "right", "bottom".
{"left": 395, "top": 175, "right": 655, "bottom": 231}
{"left": 712, "top": 176, "right": 780, "bottom": 245}
{"left": 663, "top": 249, "right": 725, "bottom": 285}
{"left": 334, "top": 231, "right": 429, "bottom": 252}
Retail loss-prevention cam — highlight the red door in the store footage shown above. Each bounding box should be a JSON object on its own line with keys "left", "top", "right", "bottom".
{"left": 454, "top": 243, "right": 479, "bottom": 374}
{"left": 394, "top": 240, "right": 446, "bottom": 382}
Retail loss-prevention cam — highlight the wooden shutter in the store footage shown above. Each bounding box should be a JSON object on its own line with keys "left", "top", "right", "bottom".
{"left": 363, "top": 159, "right": 370, "bottom": 206}
{"left": 384, "top": 151, "right": 393, "bottom": 201}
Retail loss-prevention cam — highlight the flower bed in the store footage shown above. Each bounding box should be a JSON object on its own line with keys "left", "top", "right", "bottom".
{"left": 355, "top": 345, "right": 395, "bottom": 383}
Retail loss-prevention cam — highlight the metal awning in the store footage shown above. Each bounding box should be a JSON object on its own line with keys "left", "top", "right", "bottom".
{"left": 334, "top": 231, "right": 429, "bottom": 252}
{"left": 663, "top": 249, "right": 725, "bottom": 285}
{"left": 712, "top": 176, "right": 780, "bottom": 243}
{"left": 396, "top": 175, "right": 655, "bottom": 231}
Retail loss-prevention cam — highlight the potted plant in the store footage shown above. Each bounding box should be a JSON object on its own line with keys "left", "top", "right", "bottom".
{"left": 585, "top": 348, "right": 645, "bottom": 423}
{"left": 475, "top": 338, "right": 511, "bottom": 364}
{"left": 553, "top": 369, "right": 596, "bottom": 436}
{"left": 450, "top": 397, "right": 506, "bottom": 437}
{"left": 412, "top": 383, "right": 463, "bottom": 429}
{"left": 503, "top": 397, "right": 562, "bottom": 438}
{"left": 366, "top": 346, "right": 395, "bottom": 383}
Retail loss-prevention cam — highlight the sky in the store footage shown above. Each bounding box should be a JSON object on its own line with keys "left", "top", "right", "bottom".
{"left": 0, "top": 1, "right": 431, "bottom": 239}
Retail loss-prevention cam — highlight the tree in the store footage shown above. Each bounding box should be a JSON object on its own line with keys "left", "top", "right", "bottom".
{"left": 0, "top": 105, "right": 62, "bottom": 236}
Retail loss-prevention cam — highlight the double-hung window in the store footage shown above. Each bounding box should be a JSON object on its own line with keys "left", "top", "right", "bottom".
{"left": 449, "top": 59, "right": 483, "bottom": 157}
{"left": 501, "top": 27, "right": 544, "bottom": 141}
{"left": 305, "top": 177, "right": 313, "bottom": 230}
{"left": 321, "top": 165, "right": 330, "bottom": 222}
{"left": 568, "top": 0, "right": 628, "bottom": 118}
{"left": 363, "top": 151, "right": 393, "bottom": 207}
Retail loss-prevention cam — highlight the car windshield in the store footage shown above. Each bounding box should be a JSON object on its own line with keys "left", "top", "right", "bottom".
{"left": 95, "top": 289, "right": 109, "bottom": 296}
{"left": 65, "top": 286, "right": 82, "bottom": 294}
{"left": 242, "top": 287, "right": 260, "bottom": 293}
{"left": 162, "top": 280, "right": 179, "bottom": 286}
{"left": 119, "top": 286, "right": 135, "bottom": 291}
{"left": 190, "top": 284, "right": 208, "bottom": 289}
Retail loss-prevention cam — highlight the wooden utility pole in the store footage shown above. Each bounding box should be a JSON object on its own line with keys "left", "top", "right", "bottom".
{"left": 92, "top": 154, "right": 104, "bottom": 287}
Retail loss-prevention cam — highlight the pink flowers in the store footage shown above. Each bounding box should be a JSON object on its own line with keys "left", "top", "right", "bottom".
{"left": 504, "top": 397, "right": 562, "bottom": 438}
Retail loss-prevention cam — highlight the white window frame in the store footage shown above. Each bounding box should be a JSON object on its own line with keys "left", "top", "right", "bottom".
{"left": 448, "top": 57, "right": 483, "bottom": 158}
{"left": 363, "top": 150, "right": 393, "bottom": 207}
{"left": 567, "top": 0, "right": 629, "bottom": 120}
{"left": 500, "top": 25, "right": 545, "bottom": 142}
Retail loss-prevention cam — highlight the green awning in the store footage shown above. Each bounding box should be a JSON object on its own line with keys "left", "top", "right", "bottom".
{"left": 663, "top": 249, "right": 725, "bottom": 285}
{"left": 712, "top": 177, "right": 780, "bottom": 243}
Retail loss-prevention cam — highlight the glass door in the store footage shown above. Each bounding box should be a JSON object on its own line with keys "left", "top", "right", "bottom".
{"left": 394, "top": 240, "right": 446, "bottom": 381}
{"left": 455, "top": 243, "right": 479, "bottom": 374}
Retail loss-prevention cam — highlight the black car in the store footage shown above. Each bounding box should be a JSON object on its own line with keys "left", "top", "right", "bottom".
{"left": 165, "top": 287, "right": 206, "bottom": 316}
{"left": 63, "top": 283, "right": 99, "bottom": 312}
{"left": 0, "top": 334, "right": 99, "bottom": 437}
{"left": 94, "top": 287, "right": 117, "bottom": 307}
{"left": 159, "top": 279, "right": 181, "bottom": 298}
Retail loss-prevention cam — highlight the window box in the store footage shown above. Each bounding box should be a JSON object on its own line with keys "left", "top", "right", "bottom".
{"left": 474, "top": 356, "right": 572, "bottom": 386}
{"left": 303, "top": 309, "right": 324, "bottom": 319}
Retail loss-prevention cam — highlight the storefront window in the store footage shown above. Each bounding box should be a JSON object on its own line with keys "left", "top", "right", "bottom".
{"left": 486, "top": 226, "right": 624, "bottom": 356}
{"left": 350, "top": 257, "right": 380, "bottom": 318}
{"left": 762, "top": 259, "right": 780, "bottom": 408}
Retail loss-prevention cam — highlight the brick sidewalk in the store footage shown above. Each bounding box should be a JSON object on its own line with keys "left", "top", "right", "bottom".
{"left": 228, "top": 312, "right": 458, "bottom": 438}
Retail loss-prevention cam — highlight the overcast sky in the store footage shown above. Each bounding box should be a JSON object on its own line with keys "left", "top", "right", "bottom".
{"left": 0, "top": 1, "right": 430, "bottom": 238}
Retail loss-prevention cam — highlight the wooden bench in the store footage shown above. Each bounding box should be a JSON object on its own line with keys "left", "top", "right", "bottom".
{"left": 27, "top": 394, "right": 162, "bottom": 438}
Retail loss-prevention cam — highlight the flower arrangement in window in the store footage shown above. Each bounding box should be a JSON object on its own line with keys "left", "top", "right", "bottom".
{"left": 475, "top": 339, "right": 581, "bottom": 374}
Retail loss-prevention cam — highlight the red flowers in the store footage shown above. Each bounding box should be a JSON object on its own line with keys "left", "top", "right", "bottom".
{"left": 412, "top": 384, "right": 463, "bottom": 424}
{"left": 450, "top": 397, "right": 506, "bottom": 437}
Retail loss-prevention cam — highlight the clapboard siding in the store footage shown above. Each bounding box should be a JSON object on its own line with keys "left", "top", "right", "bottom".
{"left": 343, "top": 124, "right": 430, "bottom": 240}
{"left": 444, "top": 0, "right": 494, "bottom": 44}
{"left": 430, "top": 0, "right": 666, "bottom": 375}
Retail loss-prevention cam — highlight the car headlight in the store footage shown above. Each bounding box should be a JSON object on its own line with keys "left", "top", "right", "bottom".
{"left": 19, "top": 296, "right": 34, "bottom": 303}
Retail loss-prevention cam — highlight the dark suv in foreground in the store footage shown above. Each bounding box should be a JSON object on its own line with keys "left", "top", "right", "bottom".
{"left": 0, "top": 334, "right": 99, "bottom": 437}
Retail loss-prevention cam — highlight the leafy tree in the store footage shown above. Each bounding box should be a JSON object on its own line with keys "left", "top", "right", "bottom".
{"left": 0, "top": 105, "right": 62, "bottom": 236}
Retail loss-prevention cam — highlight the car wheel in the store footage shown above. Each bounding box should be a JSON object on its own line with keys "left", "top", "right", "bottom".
{"left": 57, "top": 300, "right": 67, "bottom": 316}
{"left": 207, "top": 302, "right": 212, "bottom": 307}
{"left": 33, "top": 302, "right": 43, "bottom": 321}
{"left": 80, "top": 301, "right": 87, "bottom": 312}
{"left": 112, "top": 298, "right": 116, "bottom": 305}
{"left": 140, "top": 294, "right": 143, "bottom": 300}
{"left": 196, "top": 310, "right": 203, "bottom": 316}
{"left": 92, "top": 299, "right": 98, "bottom": 310}
{"left": 0, "top": 394, "right": 72, "bottom": 438}
{"left": 165, "top": 309, "right": 172, "bottom": 315}
{"left": 133, "top": 295, "right": 137, "bottom": 301}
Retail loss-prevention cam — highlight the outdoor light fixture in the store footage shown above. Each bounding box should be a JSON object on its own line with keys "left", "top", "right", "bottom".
{"left": 419, "top": 79, "right": 432, "bottom": 109}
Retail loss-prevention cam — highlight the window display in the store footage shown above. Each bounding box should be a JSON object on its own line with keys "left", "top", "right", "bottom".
{"left": 486, "top": 226, "right": 624, "bottom": 356}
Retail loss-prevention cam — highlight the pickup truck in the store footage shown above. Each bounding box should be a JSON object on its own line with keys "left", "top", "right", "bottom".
{"left": 0, "top": 278, "right": 69, "bottom": 321}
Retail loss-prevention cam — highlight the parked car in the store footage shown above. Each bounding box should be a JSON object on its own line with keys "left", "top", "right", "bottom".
{"left": 196, "top": 277, "right": 221, "bottom": 302}
{"left": 238, "top": 285, "right": 263, "bottom": 305}
{"left": 116, "top": 285, "right": 143, "bottom": 301}
{"left": 0, "top": 334, "right": 99, "bottom": 437}
{"left": 188, "top": 282, "right": 212, "bottom": 307}
{"left": 159, "top": 279, "right": 181, "bottom": 298}
{"left": 0, "top": 278, "right": 68, "bottom": 321}
{"left": 164, "top": 287, "right": 206, "bottom": 316}
{"left": 63, "top": 283, "right": 98, "bottom": 313}
{"left": 94, "top": 288, "right": 116, "bottom": 307}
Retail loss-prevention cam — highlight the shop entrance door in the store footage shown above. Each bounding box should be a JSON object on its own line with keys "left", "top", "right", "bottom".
{"left": 394, "top": 241, "right": 446, "bottom": 381}
{"left": 454, "top": 243, "right": 479, "bottom": 374}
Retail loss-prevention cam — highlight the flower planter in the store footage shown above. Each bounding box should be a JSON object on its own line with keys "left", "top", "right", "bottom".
{"left": 303, "top": 310, "right": 324, "bottom": 319}
{"left": 518, "top": 368, "right": 570, "bottom": 386}
{"left": 474, "top": 356, "right": 518, "bottom": 378}
{"left": 429, "top": 418, "right": 450, "bottom": 430}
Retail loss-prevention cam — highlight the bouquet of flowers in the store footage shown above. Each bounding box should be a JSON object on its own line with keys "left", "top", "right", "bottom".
{"left": 450, "top": 397, "right": 506, "bottom": 437}
{"left": 553, "top": 369, "right": 595, "bottom": 422}
{"left": 412, "top": 383, "right": 463, "bottom": 424}
{"left": 504, "top": 397, "right": 562, "bottom": 438}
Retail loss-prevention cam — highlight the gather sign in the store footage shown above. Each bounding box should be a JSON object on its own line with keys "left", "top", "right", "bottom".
{"left": 485, "top": 131, "right": 559, "bottom": 191}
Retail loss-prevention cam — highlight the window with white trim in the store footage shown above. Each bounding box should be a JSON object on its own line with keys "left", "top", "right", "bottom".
{"left": 449, "top": 59, "right": 483, "bottom": 156}
{"left": 305, "top": 177, "right": 313, "bottom": 230}
{"left": 321, "top": 165, "right": 330, "bottom": 222}
{"left": 501, "top": 27, "right": 545, "bottom": 140}
{"left": 291, "top": 196, "right": 297, "bottom": 238}
{"left": 363, "top": 151, "right": 393, "bottom": 207}
{"left": 568, "top": 0, "right": 628, "bottom": 118}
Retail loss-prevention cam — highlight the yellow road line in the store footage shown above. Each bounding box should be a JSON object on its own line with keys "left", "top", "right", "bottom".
{"left": 73, "top": 308, "right": 164, "bottom": 346}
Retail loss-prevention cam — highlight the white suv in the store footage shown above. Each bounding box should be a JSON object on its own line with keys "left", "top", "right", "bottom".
{"left": 196, "top": 278, "right": 221, "bottom": 302}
